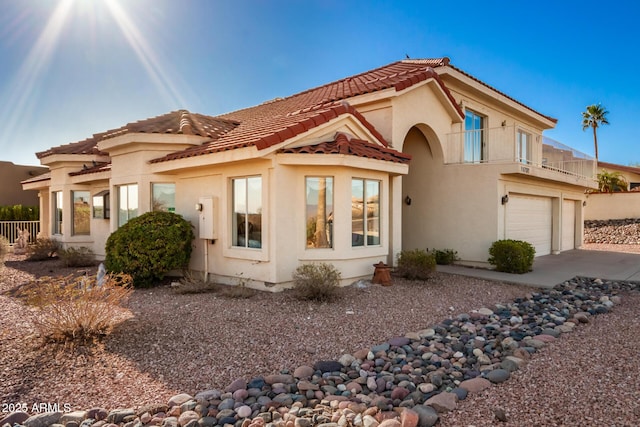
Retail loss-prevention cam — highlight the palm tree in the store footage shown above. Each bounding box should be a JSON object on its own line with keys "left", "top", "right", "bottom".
{"left": 596, "top": 170, "right": 628, "bottom": 192}
{"left": 582, "top": 104, "right": 609, "bottom": 161}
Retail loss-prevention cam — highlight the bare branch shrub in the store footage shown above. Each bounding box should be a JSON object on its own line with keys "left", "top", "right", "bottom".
{"left": 58, "top": 246, "right": 96, "bottom": 267}
{"left": 27, "top": 238, "right": 61, "bottom": 261}
{"left": 23, "top": 273, "right": 133, "bottom": 344}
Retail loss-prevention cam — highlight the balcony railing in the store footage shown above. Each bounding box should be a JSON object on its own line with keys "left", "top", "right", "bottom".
{"left": 445, "top": 126, "right": 596, "bottom": 181}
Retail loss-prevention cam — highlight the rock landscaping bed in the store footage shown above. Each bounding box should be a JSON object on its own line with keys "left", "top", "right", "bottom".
{"left": 2, "top": 255, "right": 640, "bottom": 426}
{"left": 584, "top": 218, "right": 640, "bottom": 244}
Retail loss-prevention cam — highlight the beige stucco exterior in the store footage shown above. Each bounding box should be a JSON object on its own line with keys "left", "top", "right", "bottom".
{"left": 25, "top": 60, "right": 598, "bottom": 288}
{"left": 0, "top": 161, "right": 47, "bottom": 206}
{"left": 583, "top": 163, "right": 640, "bottom": 220}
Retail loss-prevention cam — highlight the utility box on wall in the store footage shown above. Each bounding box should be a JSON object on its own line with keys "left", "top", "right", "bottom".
{"left": 198, "top": 196, "right": 218, "bottom": 240}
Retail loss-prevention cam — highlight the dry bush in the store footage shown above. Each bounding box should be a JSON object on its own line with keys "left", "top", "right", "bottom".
{"left": 27, "top": 237, "right": 61, "bottom": 261}
{"left": 0, "top": 236, "right": 9, "bottom": 267}
{"left": 58, "top": 246, "right": 96, "bottom": 267}
{"left": 23, "top": 273, "right": 133, "bottom": 344}
{"left": 218, "top": 283, "right": 256, "bottom": 299}
{"left": 291, "top": 262, "right": 341, "bottom": 302}
{"left": 172, "top": 271, "right": 219, "bottom": 294}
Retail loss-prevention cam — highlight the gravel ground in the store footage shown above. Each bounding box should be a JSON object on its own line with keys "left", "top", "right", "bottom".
{"left": 1, "top": 249, "right": 639, "bottom": 426}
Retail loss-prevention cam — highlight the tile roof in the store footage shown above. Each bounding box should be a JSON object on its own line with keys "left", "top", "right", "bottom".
{"left": 69, "top": 162, "right": 111, "bottom": 176}
{"left": 278, "top": 132, "right": 411, "bottom": 164}
{"left": 36, "top": 110, "right": 239, "bottom": 158}
{"left": 21, "top": 171, "right": 51, "bottom": 184}
{"left": 152, "top": 59, "right": 460, "bottom": 163}
{"left": 37, "top": 57, "right": 550, "bottom": 167}
{"left": 597, "top": 161, "right": 640, "bottom": 175}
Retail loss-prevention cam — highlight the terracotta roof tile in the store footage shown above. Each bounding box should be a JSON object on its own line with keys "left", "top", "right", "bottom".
{"left": 21, "top": 171, "right": 51, "bottom": 184}
{"left": 38, "top": 57, "right": 547, "bottom": 168}
{"left": 597, "top": 161, "right": 640, "bottom": 175}
{"left": 278, "top": 133, "right": 411, "bottom": 164}
{"left": 37, "top": 110, "right": 239, "bottom": 159}
{"left": 69, "top": 162, "right": 111, "bottom": 176}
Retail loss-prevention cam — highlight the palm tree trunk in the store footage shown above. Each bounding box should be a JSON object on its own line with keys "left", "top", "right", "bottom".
{"left": 314, "top": 178, "right": 328, "bottom": 247}
{"left": 592, "top": 124, "right": 599, "bottom": 161}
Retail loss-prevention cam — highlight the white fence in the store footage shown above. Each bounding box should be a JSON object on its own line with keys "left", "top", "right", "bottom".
{"left": 0, "top": 221, "right": 40, "bottom": 245}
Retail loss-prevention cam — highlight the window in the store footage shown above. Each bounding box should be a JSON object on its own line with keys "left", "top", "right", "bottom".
{"left": 118, "top": 184, "right": 138, "bottom": 226}
{"left": 92, "top": 191, "right": 110, "bottom": 219}
{"left": 517, "top": 130, "right": 531, "bottom": 164}
{"left": 152, "top": 183, "right": 176, "bottom": 212}
{"left": 464, "top": 110, "right": 485, "bottom": 163}
{"left": 306, "top": 177, "right": 334, "bottom": 248}
{"left": 52, "top": 191, "right": 63, "bottom": 235}
{"left": 352, "top": 179, "right": 380, "bottom": 247}
{"left": 72, "top": 191, "right": 90, "bottom": 235}
{"left": 232, "top": 176, "right": 262, "bottom": 248}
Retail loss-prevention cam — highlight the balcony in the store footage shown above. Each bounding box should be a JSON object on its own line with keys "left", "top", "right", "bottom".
{"left": 445, "top": 126, "right": 597, "bottom": 184}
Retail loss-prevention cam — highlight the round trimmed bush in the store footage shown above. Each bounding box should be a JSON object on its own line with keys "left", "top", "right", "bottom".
{"left": 488, "top": 239, "right": 535, "bottom": 274}
{"left": 105, "top": 211, "right": 194, "bottom": 287}
{"left": 396, "top": 249, "right": 436, "bottom": 280}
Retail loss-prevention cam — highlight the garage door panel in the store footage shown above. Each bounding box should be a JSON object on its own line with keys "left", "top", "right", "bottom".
{"left": 506, "top": 195, "right": 552, "bottom": 256}
{"left": 562, "top": 200, "right": 576, "bottom": 250}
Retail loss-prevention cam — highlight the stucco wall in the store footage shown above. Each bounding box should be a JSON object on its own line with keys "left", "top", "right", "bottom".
{"left": 0, "top": 161, "right": 47, "bottom": 206}
{"left": 585, "top": 192, "right": 640, "bottom": 220}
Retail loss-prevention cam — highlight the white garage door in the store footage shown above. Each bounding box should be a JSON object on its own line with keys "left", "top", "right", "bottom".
{"left": 562, "top": 200, "right": 576, "bottom": 251}
{"left": 506, "top": 195, "right": 552, "bottom": 256}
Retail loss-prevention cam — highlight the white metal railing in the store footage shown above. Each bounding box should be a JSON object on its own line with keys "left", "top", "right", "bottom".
{"left": 445, "top": 126, "right": 596, "bottom": 181}
{"left": 0, "top": 221, "right": 40, "bottom": 245}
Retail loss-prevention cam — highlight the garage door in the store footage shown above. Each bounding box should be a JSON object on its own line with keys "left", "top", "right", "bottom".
{"left": 562, "top": 200, "right": 576, "bottom": 251}
{"left": 506, "top": 195, "right": 552, "bottom": 256}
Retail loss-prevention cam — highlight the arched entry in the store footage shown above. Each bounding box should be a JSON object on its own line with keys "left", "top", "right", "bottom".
{"left": 401, "top": 125, "right": 443, "bottom": 251}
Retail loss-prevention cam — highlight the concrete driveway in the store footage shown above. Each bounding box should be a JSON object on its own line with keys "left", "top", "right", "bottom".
{"left": 438, "top": 249, "right": 640, "bottom": 288}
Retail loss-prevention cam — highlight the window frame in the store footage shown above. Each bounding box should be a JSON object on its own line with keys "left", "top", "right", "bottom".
{"left": 351, "top": 178, "right": 381, "bottom": 248}
{"left": 52, "top": 191, "right": 63, "bottom": 235}
{"left": 72, "top": 190, "right": 91, "bottom": 236}
{"left": 117, "top": 184, "right": 139, "bottom": 227}
{"left": 516, "top": 129, "right": 531, "bottom": 164}
{"left": 305, "top": 176, "right": 334, "bottom": 249}
{"left": 464, "top": 109, "right": 485, "bottom": 163}
{"left": 151, "top": 182, "right": 176, "bottom": 213}
{"left": 92, "top": 190, "right": 110, "bottom": 219}
{"left": 231, "top": 176, "right": 262, "bottom": 249}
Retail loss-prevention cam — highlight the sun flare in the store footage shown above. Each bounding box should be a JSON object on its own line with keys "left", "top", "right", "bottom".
{"left": 0, "top": 0, "right": 186, "bottom": 149}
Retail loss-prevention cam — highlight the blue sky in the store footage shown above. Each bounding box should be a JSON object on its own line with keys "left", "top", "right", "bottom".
{"left": 1, "top": 0, "right": 638, "bottom": 166}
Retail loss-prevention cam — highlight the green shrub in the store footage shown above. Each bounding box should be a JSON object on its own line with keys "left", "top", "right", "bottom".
{"left": 396, "top": 249, "right": 436, "bottom": 280}
{"left": 105, "top": 211, "right": 194, "bottom": 287}
{"left": 0, "top": 236, "right": 9, "bottom": 266}
{"left": 23, "top": 273, "right": 133, "bottom": 343}
{"left": 59, "top": 246, "right": 96, "bottom": 267}
{"left": 432, "top": 249, "right": 459, "bottom": 265}
{"left": 27, "top": 238, "right": 61, "bottom": 261}
{"left": 488, "top": 239, "right": 535, "bottom": 274}
{"left": 292, "top": 262, "right": 341, "bottom": 302}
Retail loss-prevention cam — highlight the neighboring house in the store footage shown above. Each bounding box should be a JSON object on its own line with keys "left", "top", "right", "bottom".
{"left": 23, "top": 57, "right": 597, "bottom": 288}
{"left": 585, "top": 162, "right": 640, "bottom": 220}
{"left": 0, "top": 161, "right": 48, "bottom": 206}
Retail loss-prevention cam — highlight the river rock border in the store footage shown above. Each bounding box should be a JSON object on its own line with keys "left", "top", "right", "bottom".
{"left": 2, "top": 277, "right": 638, "bottom": 427}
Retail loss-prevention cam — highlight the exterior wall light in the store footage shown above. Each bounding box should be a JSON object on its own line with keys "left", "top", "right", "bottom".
{"left": 501, "top": 195, "right": 509, "bottom": 205}
{"left": 195, "top": 203, "right": 203, "bottom": 211}
{"left": 405, "top": 195, "right": 412, "bottom": 206}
